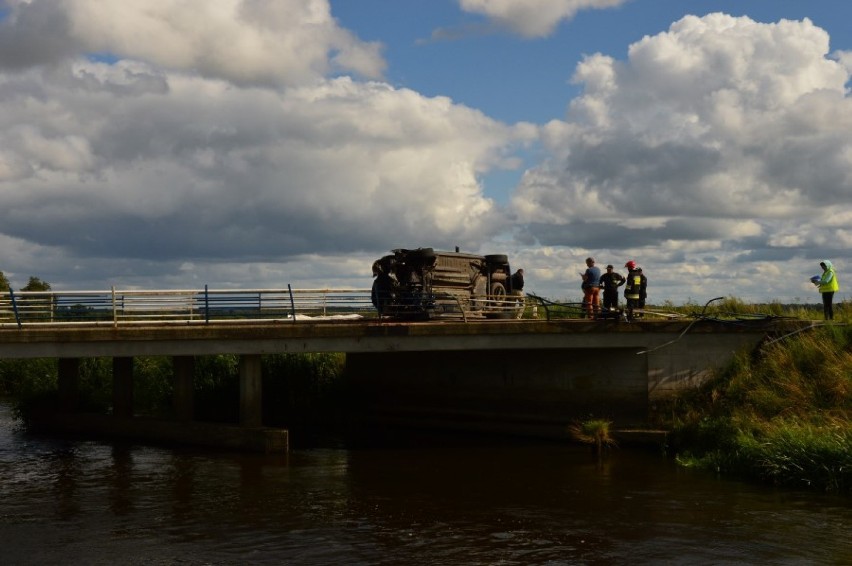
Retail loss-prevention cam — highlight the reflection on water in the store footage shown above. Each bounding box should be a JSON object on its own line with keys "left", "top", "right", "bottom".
{"left": 1, "top": 402, "right": 851, "bottom": 565}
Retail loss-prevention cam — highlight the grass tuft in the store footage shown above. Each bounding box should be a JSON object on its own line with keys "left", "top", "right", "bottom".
{"left": 568, "top": 419, "right": 617, "bottom": 453}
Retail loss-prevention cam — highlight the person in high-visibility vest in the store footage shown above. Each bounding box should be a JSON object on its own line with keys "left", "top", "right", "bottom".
{"left": 623, "top": 260, "right": 646, "bottom": 321}
{"left": 816, "top": 260, "right": 840, "bottom": 320}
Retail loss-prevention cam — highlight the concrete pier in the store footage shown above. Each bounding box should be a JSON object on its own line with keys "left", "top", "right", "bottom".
{"left": 239, "top": 354, "right": 263, "bottom": 428}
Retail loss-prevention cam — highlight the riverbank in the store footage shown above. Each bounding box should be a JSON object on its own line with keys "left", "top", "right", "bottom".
{"left": 655, "top": 323, "right": 852, "bottom": 493}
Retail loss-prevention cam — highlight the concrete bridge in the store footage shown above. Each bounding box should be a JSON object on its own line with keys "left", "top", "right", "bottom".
{"left": 0, "top": 316, "right": 811, "bottom": 452}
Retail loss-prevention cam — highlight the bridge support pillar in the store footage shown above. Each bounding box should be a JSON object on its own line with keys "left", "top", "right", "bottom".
{"left": 112, "top": 357, "right": 134, "bottom": 418}
{"left": 172, "top": 356, "right": 195, "bottom": 421}
{"left": 58, "top": 357, "right": 80, "bottom": 412}
{"left": 239, "top": 354, "right": 263, "bottom": 427}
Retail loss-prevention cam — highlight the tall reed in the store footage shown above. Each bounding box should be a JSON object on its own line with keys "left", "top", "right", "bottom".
{"left": 661, "top": 325, "right": 852, "bottom": 492}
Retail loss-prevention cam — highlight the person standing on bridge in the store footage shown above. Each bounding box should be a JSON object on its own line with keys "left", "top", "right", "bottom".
{"left": 510, "top": 268, "right": 525, "bottom": 318}
{"left": 637, "top": 267, "right": 648, "bottom": 315}
{"left": 623, "top": 261, "right": 646, "bottom": 321}
{"left": 581, "top": 257, "right": 602, "bottom": 319}
{"left": 599, "top": 264, "right": 625, "bottom": 318}
{"left": 815, "top": 260, "right": 839, "bottom": 320}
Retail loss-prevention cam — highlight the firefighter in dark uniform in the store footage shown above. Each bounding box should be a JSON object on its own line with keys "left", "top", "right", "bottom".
{"left": 623, "top": 260, "right": 646, "bottom": 321}
{"left": 599, "top": 264, "right": 625, "bottom": 317}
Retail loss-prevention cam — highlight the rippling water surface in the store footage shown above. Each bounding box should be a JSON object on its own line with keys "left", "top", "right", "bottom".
{"left": 1, "top": 402, "right": 850, "bottom": 565}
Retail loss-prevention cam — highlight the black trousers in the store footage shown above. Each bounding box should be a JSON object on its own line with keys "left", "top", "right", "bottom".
{"left": 822, "top": 291, "right": 835, "bottom": 320}
{"left": 602, "top": 291, "right": 619, "bottom": 310}
{"left": 625, "top": 297, "right": 641, "bottom": 317}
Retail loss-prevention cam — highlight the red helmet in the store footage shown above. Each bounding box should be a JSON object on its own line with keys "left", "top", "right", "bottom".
{"left": 624, "top": 260, "right": 636, "bottom": 270}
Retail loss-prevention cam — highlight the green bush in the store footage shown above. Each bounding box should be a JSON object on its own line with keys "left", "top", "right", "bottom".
{"left": 0, "top": 358, "right": 57, "bottom": 397}
{"left": 191, "top": 354, "right": 241, "bottom": 423}
{"left": 5, "top": 353, "right": 347, "bottom": 428}
{"left": 262, "top": 353, "right": 346, "bottom": 427}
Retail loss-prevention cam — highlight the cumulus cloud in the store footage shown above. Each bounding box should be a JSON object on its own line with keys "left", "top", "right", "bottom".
{"left": 0, "top": 0, "right": 535, "bottom": 290}
{"left": 510, "top": 13, "right": 852, "bottom": 300}
{"left": 458, "top": 0, "right": 629, "bottom": 38}
{"left": 1, "top": 3, "right": 849, "bottom": 305}
{"left": 0, "top": 61, "right": 526, "bottom": 260}
{"left": 0, "top": 0, "right": 385, "bottom": 86}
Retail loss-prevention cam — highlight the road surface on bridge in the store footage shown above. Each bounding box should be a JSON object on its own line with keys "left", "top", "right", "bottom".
{"left": 0, "top": 317, "right": 809, "bottom": 359}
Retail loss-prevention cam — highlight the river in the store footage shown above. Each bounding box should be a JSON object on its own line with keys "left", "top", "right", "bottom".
{"left": 1, "top": 401, "right": 850, "bottom": 565}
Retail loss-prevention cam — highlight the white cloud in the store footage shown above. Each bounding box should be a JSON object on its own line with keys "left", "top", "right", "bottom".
{"left": 458, "top": 0, "right": 629, "bottom": 38}
{"left": 510, "top": 13, "right": 852, "bottom": 302}
{"left": 0, "top": 59, "right": 528, "bottom": 273}
{"left": 496, "top": 14, "right": 852, "bottom": 303}
{"left": 836, "top": 50, "right": 852, "bottom": 74}
{"left": 0, "top": 3, "right": 849, "bottom": 307}
{"left": 0, "top": 0, "right": 385, "bottom": 86}
{"left": 0, "top": 0, "right": 539, "bottom": 292}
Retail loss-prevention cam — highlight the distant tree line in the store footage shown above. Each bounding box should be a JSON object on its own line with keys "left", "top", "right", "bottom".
{"left": 0, "top": 272, "right": 51, "bottom": 293}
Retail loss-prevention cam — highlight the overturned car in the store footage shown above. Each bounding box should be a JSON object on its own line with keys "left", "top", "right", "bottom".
{"left": 371, "top": 247, "right": 517, "bottom": 319}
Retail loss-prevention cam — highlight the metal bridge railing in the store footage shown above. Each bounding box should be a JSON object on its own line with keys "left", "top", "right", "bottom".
{"left": 0, "top": 287, "right": 376, "bottom": 328}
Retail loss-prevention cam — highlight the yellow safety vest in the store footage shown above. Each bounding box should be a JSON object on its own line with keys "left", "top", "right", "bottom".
{"left": 819, "top": 269, "right": 840, "bottom": 293}
{"left": 625, "top": 274, "right": 642, "bottom": 299}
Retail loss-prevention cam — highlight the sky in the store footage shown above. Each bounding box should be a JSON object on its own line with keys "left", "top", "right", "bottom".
{"left": 1, "top": 0, "right": 851, "bottom": 305}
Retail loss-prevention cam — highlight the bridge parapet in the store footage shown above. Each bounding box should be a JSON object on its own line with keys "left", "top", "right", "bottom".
{"left": 0, "top": 287, "right": 375, "bottom": 328}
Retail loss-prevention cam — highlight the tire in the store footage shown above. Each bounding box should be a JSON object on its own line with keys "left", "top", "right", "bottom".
{"left": 490, "top": 282, "right": 507, "bottom": 297}
{"left": 489, "top": 281, "right": 509, "bottom": 311}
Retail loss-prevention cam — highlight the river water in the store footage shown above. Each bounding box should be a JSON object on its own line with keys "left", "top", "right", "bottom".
{"left": 1, "top": 401, "right": 850, "bottom": 565}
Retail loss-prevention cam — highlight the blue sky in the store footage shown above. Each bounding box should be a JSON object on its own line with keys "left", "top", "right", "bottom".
{"left": 332, "top": 0, "right": 851, "bottom": 124}
{"left": 0, "top": 0, "right": 850, "bottom": 305}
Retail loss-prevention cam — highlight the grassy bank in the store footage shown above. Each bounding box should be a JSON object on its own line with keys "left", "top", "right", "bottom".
{"left": 657, "top": 324, "right": 852, "bottom": 493}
